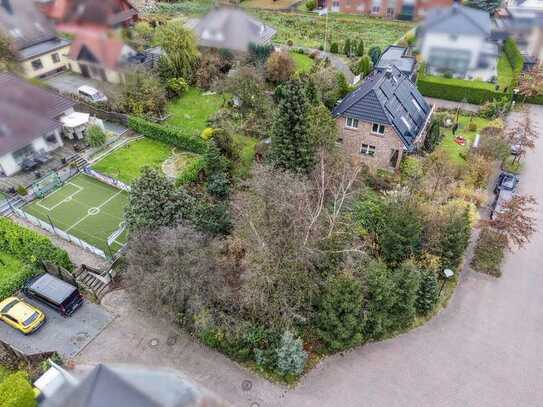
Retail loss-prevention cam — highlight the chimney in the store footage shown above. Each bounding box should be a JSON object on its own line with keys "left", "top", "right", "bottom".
{"left": 1, "top": 0, "right": 13, "bottom": 15}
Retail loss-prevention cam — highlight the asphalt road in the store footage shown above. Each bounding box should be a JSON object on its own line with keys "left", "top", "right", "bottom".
{"left": 0, "top": 296, "right": 112, "bottom": 358}
{"left": 77, "top": 106, "right": 543, "bottom": 407}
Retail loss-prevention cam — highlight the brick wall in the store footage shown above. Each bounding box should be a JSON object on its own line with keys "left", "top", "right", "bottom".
{"left": 336, "top": 116, "right": 405, "bottom": 171}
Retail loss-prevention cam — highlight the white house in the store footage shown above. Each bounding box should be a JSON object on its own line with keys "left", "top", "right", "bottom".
{"left": 417, "top": 4, "right": 498, "bottom": 80}
{"left": 0, "top": 73, "right": 75, "bottom": 176}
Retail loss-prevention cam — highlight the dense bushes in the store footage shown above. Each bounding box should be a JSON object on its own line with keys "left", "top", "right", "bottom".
{"left": 503, "top": 38, "right": 524, "bottom": 86}
{"left": 0, "top": 217, "right": 73, "bottom": 271}
{"left": 176, "top": 156, "right": 206, "bottom": 185}
{"left": 128, "top": 116, "right": 208, "bottom": 154}
{"left": 0, "top": 254, "right": 35, "bottom": 300}
{"left": 0, "top": 371, "right": 36, "bottom": 407}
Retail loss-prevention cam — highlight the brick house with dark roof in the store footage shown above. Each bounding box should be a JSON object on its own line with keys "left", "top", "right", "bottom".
{"left": 0, "top": 73, "right": 75, "bottom": 176}
{"left": 319, "top": 0, "right": 454, "bottom": 20}
{"left": 332, "top": 66, "right": 433, "bottom": 171}
{"left": 39, "top": 0, "right": 138, "bottom": 32}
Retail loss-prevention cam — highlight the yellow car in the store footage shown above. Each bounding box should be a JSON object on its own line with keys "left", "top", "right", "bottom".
{"left": 0, "top": 297, "right": 46, "bottom": 334}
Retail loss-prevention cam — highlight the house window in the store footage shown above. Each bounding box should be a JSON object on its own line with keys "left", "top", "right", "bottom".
{"left": 332, "top": 0, "right": 340, "bottom": 7}
{"left": 31, "top": 59, "right": 43, "bottom": 71}
{"left": 412, "top": 97, "right": 423, "bottom": 113}
{"left": 372, "top": 5, "right": 380, "bottom": 13}
{"left": 12, "top": 145, "right": 34, "bottom": 164}
{"left": 372, "top": 123, "right": 385, "bottom": 135}
{"left": 51, "top": 53, "right": 60, "bottom": 63}
{"left": 386, "top": 7, "right": 395, "bottom": 16}
{"left": 361, "top": 144, "right": 376, "bottom": 156}
{"left": 346, "top": 117, "right": 359, "bottom": 129}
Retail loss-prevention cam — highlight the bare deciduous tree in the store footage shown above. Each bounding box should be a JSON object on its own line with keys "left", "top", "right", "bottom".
{"left": 506, "top": 114, "right": 538, "bottom": 164}
{"left": 485, "top": 195, "right": 537, "bottom": 249}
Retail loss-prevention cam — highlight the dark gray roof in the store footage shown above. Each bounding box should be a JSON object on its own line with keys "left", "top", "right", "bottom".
{"left": 375, "top": 46, "right": 416, "bottom": 77}
{"left": 43, "top": 364, "right": 226, "bottom": 407}
{"left": 332, "top": 66, "right": 432, "bottom": 150}
{"left": 421, "top": 3, "right": 491, "bottom": 36}
{"left": 18, "top": 37, "right": 71, "bottom": 60}
{"left": 0, "top": 0, "right": 58, "bottom": 50}
{"left": 0, "top": 73, "right": 75, "bottom": 156}
{"left": 28, "top": 274, "right": 77, "bottom": 305}
{"left": 194, "top": 6, "right": 276, "bottom": 52}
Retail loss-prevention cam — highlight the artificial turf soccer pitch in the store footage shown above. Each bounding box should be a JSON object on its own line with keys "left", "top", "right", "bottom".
{"left": 23, "top": 173, "right": 128, "bottom": 255}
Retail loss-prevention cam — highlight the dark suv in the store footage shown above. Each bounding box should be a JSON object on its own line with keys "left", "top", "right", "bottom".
{"left": 494, "top": 172, "right": 519, "bottom": 194}
{"left": 23, "top": 274, "right": 83, "bottom": 317}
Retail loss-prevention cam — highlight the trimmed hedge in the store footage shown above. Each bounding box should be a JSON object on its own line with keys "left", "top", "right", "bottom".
{"left": 0, "top": 371, "right": 36, "bottom": 407}
{"left": 0, "top": 217, "right": 73, "bottom": 271}
{"left": 128, "top": 116, "right": 208, "bottom": 155}
{"left": 417, "top": 73, "right": 506, "bottom": 104}
{"left": 503, "top": 37, "right": 524, "bottom": 85}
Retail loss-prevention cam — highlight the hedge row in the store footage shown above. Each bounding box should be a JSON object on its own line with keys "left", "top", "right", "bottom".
{"left": 0, "top": 217, "right": 73, "bottom": 271}
{"left": 503, "top": 37, "right": 524, "bottom": 85}
{"left": 417, "top": 75, "right": 507, "bottom": 104}
{"left": 128, "top": 116, "right": 208, "bottom": 155}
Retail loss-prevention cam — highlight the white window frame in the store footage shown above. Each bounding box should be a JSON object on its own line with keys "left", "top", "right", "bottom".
{"left": 346, "top": 117, "right": 359, "bottom": 129}
{"left": 401, "top": 116, "right": 412, "bottom": 130}
{"left": 372, "top": 123, "right": 385, "bottom": 135}
{"left": 361, "top": 144, "right": 376, "bottom": 157}
{"left": 51, "top": 53, "right": 60, "bottom": 63}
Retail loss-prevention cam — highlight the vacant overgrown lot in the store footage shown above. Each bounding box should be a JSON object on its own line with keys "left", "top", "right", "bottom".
{"left": 251, "top": 10, "right": 414, "bottom": 49}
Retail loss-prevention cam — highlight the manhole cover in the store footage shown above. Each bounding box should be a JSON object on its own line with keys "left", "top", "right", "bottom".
{"left": 148, "top": 338, "right": 160, "bottom": 348}
{"left": 166, "top": 335, "right": 177, "bottom": 346}
{"left": 241, "top": 380, "right": 252, "bottom": 391}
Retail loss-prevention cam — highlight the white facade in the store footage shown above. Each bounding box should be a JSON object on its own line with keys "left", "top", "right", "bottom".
{"left": 0, "top": 129, "right": 63, "bottom": 176}
{"left": 420, "top": 32, "right": 485, "bottom": 74}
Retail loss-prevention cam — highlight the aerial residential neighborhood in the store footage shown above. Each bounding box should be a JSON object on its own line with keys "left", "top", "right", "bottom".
{"left": 0, "top": 0, "right": 542, "bottom": 406}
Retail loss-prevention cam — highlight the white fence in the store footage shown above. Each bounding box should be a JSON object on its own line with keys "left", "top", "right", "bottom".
{"left": 83, "top": 167, "right": 131, "bottom": 192}
{"left": 13, "top": 207, "right": 107, "bottom": 259}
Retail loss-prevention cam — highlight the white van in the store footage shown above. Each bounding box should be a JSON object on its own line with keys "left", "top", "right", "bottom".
{"left": 77, "top": 85, "right": 108, "bottom": 103}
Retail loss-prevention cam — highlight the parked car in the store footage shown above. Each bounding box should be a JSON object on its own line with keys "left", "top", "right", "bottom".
{"left": 491, "top": 189, "right": 514, "bottom": 219}
{"left": 494, "top": 172, "right": 519, "bottom": 194}
{"left": 23, "top": 273, "right": 83, "bottom": 317}
{"left": 0, "top": 297, "right": 46, "bottom": 334}
{"left": 77, "top": 85, "right": 107, "bottom": 103}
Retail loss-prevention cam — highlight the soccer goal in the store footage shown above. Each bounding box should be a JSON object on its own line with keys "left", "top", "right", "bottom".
{"left": 32, "top": 172, "right": 63, "bottom": 198}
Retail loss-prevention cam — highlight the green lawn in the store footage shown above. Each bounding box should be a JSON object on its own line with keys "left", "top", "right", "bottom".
{"left": 290, "top": 51, "right": 314, "bottom": 73}
{"left": 92, "top": 138, "right": 172, "bottom": 185}
{"left": 420, "top": 71, "right": 497, "bottom": 91}
{"left": 233, "top": 134, "right": 258, "bottom": 178}
{"left": 249, "top": 10, "right": 414, "bottom": 50}
{"left": 23, "top": 174, "right": 128, "bottom": 255}
{"left": 439, "top": 115, "right": 503, "bottom": 165}
{"left": 0, "top": 253, "right": 35, "bottom": 300}
{"left": 165, "top": 88, "right": 224, "bottom": 135}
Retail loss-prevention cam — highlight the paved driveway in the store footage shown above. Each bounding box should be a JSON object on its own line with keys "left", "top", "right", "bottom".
{"left": 45, "top": 72, "right": 117, "bottom": 97}
{"left": 77, "top": 106, "right": 543, "bottom": 407}
{"left": 0, "top": 296, "right": 112, "bottom": 358}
